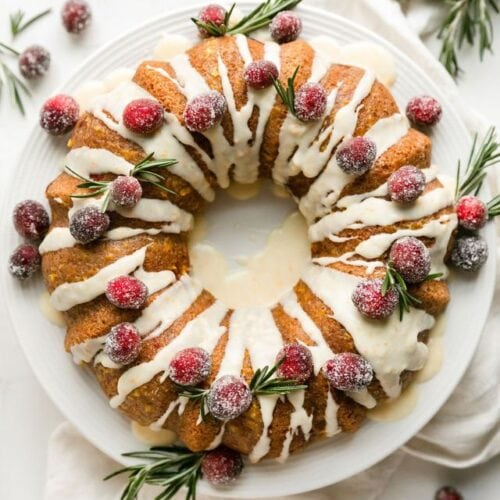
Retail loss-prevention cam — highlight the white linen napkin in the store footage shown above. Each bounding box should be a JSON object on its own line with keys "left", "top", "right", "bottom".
{"left": 44, "top": 1, "right": 500, "bottom": 499}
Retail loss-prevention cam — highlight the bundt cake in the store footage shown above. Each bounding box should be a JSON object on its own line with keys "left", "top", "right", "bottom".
{"left": 39, "top": 32, "right": 456, "bottom": 463}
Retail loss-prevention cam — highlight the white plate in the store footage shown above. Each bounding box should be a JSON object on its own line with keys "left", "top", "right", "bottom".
{"left": 2, "top": 2, "right": 496, "bottom": 497}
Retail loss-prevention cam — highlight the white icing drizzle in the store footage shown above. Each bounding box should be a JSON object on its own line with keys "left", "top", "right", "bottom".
{"left": 70, "top": 335, "right": 107, "bottom": 364}
{"left": 207, "top": 424, "right": 226, "bottom": 450}
{"left": 150, "top": 397, "right": 189, "bottom": 431}
{"left": 325, "top": 390, "right": 340, "bottom": 437}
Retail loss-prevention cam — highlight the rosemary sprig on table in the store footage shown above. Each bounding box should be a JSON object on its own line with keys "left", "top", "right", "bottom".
{"left": 486, "top": 195, "right": 500, "bottom": 217}
{"left": 0, "top": 60, "right": 30, "bottom": 115}
{"left": 10, "top": 8, "right": 52, "bottom": 37}
{"left": 272, "top": 65, "right": 299, "bottom": 116}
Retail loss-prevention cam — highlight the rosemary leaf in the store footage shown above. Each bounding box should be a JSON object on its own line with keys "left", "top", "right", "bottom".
{"left": 10, "top": 8, "right": 52, "bottom": 38}
{"left": 272, "top": 65, "right": 300, "bottom": 116}
{"left": 487, "top": 194, "right": 500, "bottom": 217}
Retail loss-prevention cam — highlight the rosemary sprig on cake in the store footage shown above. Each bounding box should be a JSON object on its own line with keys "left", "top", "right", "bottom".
{"left": 272, "top": 65, "right": 299, "bottom": 115}
{"left": 10, "top": 8, "right": 52, "bottom": 37}
{"left": 250, "top": 359, "right": 307, "bottom": 395}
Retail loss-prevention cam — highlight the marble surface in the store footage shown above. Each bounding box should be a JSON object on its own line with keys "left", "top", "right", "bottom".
{"left": 0, "top": 1, "right": 499, "bottom": 499}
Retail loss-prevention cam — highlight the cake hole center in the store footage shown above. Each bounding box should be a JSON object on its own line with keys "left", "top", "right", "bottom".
{"left": 189, "top": 181, "right": 310, "bottom": 309}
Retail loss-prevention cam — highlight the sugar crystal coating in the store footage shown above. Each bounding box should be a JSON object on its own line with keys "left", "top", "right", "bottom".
{"left": 269, "top": 11, "right": 302, "bottom": 43}
{"left": 9, "top": 244, "right": 41, "bottom": 280}
{"left": 13, "top": 199, "right": 50, "bottom": 241}
{"left": 450, "top": 234, "right": 488, "bottom": 272}
{"left": 123, "top": 99, "right": 164, "bottom": 135}
{"left": 61, "top": 0, "right": 92, "bottom": 34}
{"left": 275, "top": 343, "right": 313, "bottom": 383}
{"left": 69, "top": 206, "right": 110, "bottom": 244}
{"left": 389, "top": 236, "right": 431, "bottom": 284}
{"left": 323, "top": 353, "right": 373, "bottom": 391}
{"left": 197, "top": 4, "right": 226, "bottom": 38}
{"left": 169, "top": 347, "right": 211, "bottom": 386}
{"left": 201, "top": 446, "right": 244, "bottom": 485}
{"left": 19, "top": 45, "right": 50, "bottom": 79}
{"left": 110, "top": 176, "right": 143, "bottom": 208}
{"left": 294, "top": 82, "right": 327, "bottom": 122}
{"left": 105, "top": 276, "right": 148, "bottom": 310}
{"left": 104, "top": 322, "right": 141, "bottom": 365}
{"left": 244, "top": 60, "right": 279, "bottom": 90}
{"left": 336, "top": 136, "right": 377, "bottom": 175}
{"left": 40, "top": 94, "right": 79, "bottom": 135}
{"left": 455, "top": 195, "right": 488, "bottom": 231}
{"left": 352, "top": 278, "right": 399, "bottom": 320}
{"left": 388, "top": 165, "right": 426, "bottom": 203}
{"left": 184, "top": 91, "right": 227, "bottom": 132}
{"left": 207, "top": 375, "right": 252, "bottom": 421}
{"left": 406, "top": 95, "right": 442, "bottom": 126}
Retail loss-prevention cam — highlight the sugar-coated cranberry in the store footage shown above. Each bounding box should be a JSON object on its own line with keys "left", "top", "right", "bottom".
{"left": 244, "top": 60, "right": 279, "bottom": 90}
{"left": 18, "top": 45, "right": 50, "bottom": 79}
{"left": 323, "top": 353, "right": 373, "bottom": 392}
{"left": 336, "top": 137, "right": 377, "bottom": 176}
{"left": 352, "top": 278, "right": 399, "bottom": 320}
{"left": 123, "top": 99, "right": 164, "bottom": 135}
{"left": 105, "top": 276, "right": 148, "bottom": 310}
{"left": 201, "top": 446, "right": 244, "bottom": 485}
{"left": 450, "top": 234, "right": 488, "bottom": 272}
{"left": 40, "top": 94, "right": 79, "bottom": 136}
{"left": 104, "top": 322, "right": 141, "bottom": 365}
{"left": 69, "top": 206, "right": 110, "bottom": 244}
{"left": 196, "top": 4, "right": 226, "bottom": 38}
{"left": 406, "top": 95, "right": 442, "bottom": 126}
{"left": 455, "top": 195, "right": 488, "bottom": 231}
{"left": 435, "top": 486, "right": 463, "bottom": 500}
{"left": 61, "top": 0, "right": 92, "bottom": 34}
{"left": 8, "top": 244, "right": 41, "bottom": 280}
{"left": 110, "top": 176, "right": 142, "bottom": 208}
{"left": 269, "top": 11, "right": 302, "bottom": 43}
{"left": 389, "top": 237, "right": 431, "bottom": 284}
{"left": 388, "top": 165, "right": 426, "bottom": 203}
{"left": 207, "top": 375, "right": 252, "bottom": 421}
{"left": 184, "top": 91, "right": 227, "bottom": 132}
{"left": 13, "top": 200, "right": 50, "bottom": 241}
{"left": 294, "top": 82, "right": 327, "bottom": 122}
{"left": 275, "top": 344, "right": 313, "bottom": 383}
{"left": 169, "top": 347, "right": 211, "bottom": 386}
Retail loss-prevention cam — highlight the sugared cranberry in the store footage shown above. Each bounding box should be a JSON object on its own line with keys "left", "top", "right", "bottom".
{"left": 389, "top": 237, "right": 431, "bottom": 284}
{"left": 207, "top": 375, "right": 252, "bottom": 421}
{"left": 18, "top": 45, "right": 50, "bottom": 79}
{"left": 184, "top": 91, "right": 227, "bottom": 132}
{"left": 275, "top": 344, "right": 313, "bottom": 383}
{"left": 8, "top": 244, "right": 41, "bottom": 280}
{"left": 244, "top": 60, "right": 279, "bottom": 90}
{"left": 435, "top": 486, "right": 463, "bottom": 500}
{"left": 201, "top": 446, "right": 244, "bottom": 485}
{"left": 123, "top": 99, "right": 164, "bottom": 135}
{"left": 269, "top": 11, "right": 302, "bottom": 43}
{"left": 336, "top": 137, "right": 377, "bottom": 175}
{"left": 294, "top": 82, "right": 327, "bottom": 122}
{"left": 110, "top": 176, "right": 142, "bottom": 208}
{"left": 450, "top": 234, "right": 488, "bottom": 272}
{"left": 104, "top": 322, "right": 141, "bottom": 365}
{"left": 406, "top": 95, "right": 442, "bottom": 127}
{"left": 352, "top": 278, "right": 399, "bottom": 320}
{"left": 169, "top": 347, "right": 211, "bottom": 386}
{"left": 105, "top": 276, "right": 148, "bottom": 310}
{"left": 456, "top": 195, "right": 488, "bottom": 231}
{"left": 323, "top": 353, "right": 373, "bottom": 391}
{"left": 40, "top": 94, "right": 79, "bottom": 136}
{"left": 196, "top": 4, "right": 226, "bottom": 38}
{"left": 13, "top": 200, "right": 50, "bottom": 241}
{"left": 61, "top": 0, "right": 92, "bottom": 34}
{"left": 69, "top": 206, "right": 109, "bottom": 244}
{"left": 388, "top": 165, "right": 426, "bottom": 203}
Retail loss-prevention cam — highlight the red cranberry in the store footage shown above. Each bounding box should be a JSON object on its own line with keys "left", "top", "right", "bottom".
{"left": 323, "top": 353, "right": 373, "bottom": 391}
{"left": 123, "top": 99, "right": 164, "bottom": 135}
{"left": 40, "top": 94, "right": 79, "bottom": 136}
{"left": 104, "top": 322, "right": 141, "bottom": 365}
{"left": 110, "top": 176, "right": 142, "bottom": 208}
{"left": 13, "top": 200, "right": 50, "bottom": 241}
{"left": 244, "top": 60, "right": 279, "bottom": 90}
{"left": 456, "top": 195, "right": 488, "bottom": 231}
{"left": 201, "top": 446, "right": 244, "bottom": 485}
{"left": 450, "top": 234, "right": 488, "bottom": 272}
{"left": 169, "top": 347, "right": 211, "bottom": 386}
{"left": 18, "top": 45, "right": 50, "bottom": 79}
{"left": 8, "top": 244, "right": 41, "bottom": 280}
{"left": 389, "top": 237, "right": 431, "bottom": 284}
{"left": 184, "top": 91, "right": 227, "bottom": 132}
{"left": 69, "top": 206, "right": 110, "bottom": 244}
{"left": 336, "top": 137, "right": 377, "bottom": 175}
{"left": 352, "top": 278, "right": 399, "bottom": 320}
{"left": 435, "top": 486, "right": 463, "bottom": 500}
{"left": 294, "top": 82, "right": 327, "bottom": 122}
{"left": 275, "top": 344, "right": 313, "bottom": 383}
{"left": 196, "top": 4, "right": 226, "bottom": 38}
{"left": 105, "top": 276, "right": 148, "bottom": 310}
{"left": 269, "top": 11, "right": 302, "bottom": 43}
{"left": 388, "top": 165, "right": 426, "bottom": 203}
{"left": 406, "top": 95, "right": 442, "bottom": 127}
{"left": 207, "top": 375, "right": 252, "bottom": 421}
{"left": 61, "top": 0, "right": 92, "bottom": 34}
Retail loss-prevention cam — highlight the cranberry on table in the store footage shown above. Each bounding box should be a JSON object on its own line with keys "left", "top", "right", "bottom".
{"left": 69, "top": 206, "right": 110, "bottom": 244}
{"left": 61, "top": 0, "right": 92, "bottom": 34}
{"left": 207, "top": 375, "right": 252, "bottom": 421}
{"left": 435, "top": 486, "right": 463, "bottom": 500}
{"left": 389, "top": 236, "right": 431, "bottom": 284}
{"left": 275, "top": 343, "right": 313, "bottom": 383}
{"left": 104, "top": 322, "right": 141, "bottom": 365}
{"left": 269, "top": 11, "right": 302, "bottom": 43}
{"left": 105, "top": 275, "right": 148, "bottom": 310}
{"left": 388, "top": 165, "right": 426, "bottom": 203}
{"left": 13, "top": 200, "right": 50, "bottom": 241}
{"left": 294, "top": 82, "right": 327, "bottom": 122}
{"left": 352, "top": 278, "right": 399, "bottom": 320}
{"left": 184, "top": 91, "right": 227, "bottom": 132}
{"left": 336, "top": 137, "right": 377, "bottom": 176}
{"left": 40, "top": 94, "right": 79, "bottom": 136}
{"left": 455, "top": 195, "right": 488, "bottom": 231}
{"left": 169, "top": 347, "right": 211, "bottom": 386}
{"left": 196, "top": 4, "right": 226, "bottom": 38}
{"left": 123, "top": 99, "right": 164, "bottom": 135}
{"left": 244, "top": 60, "right": 279, "bottom": 90}
{"left": 18, "top": 45, "right": 50, "bottom": 79}
{"left": 110, "top": 176, "right": 143, "bottom": 208}
{"left": 8, "top": 244, "right": 41, "bottom": 280}
{"left": 406, "top": 95, "right": 442, "bottom": 127}
{"left": 450, "top": 234, "right": 488, "bottom": 272}
{"left": 201, "top": 446, "right": 244, "bottom": 485}
{"left": 323, "top": 353, "right": 373, "bottom": 392}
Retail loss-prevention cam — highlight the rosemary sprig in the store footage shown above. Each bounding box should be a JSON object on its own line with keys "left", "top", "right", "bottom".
{"left": 0, "top": 42, "right": 20, "bottom": 57}
{"left": 487, "top": 194, "right": 500, "bottom": 217}
{"left": 272, "top": 65, "right": 300, "bottom": 116}
{"left": 176, "top": 386, "right": 210, "bottom": 421}
{"left": 0, "top": 61, "right": 30, "bottom": 115}
{"left": 249, "top": 358, "right": 307, "bottom": 395}
{"left": 10, "top": 8, "right": 52, "bottom": 38}
{"left": 104, "top": 446, "right": 203, "bottom": 500}
{"left": 192, "top": 4, "right": 236, "bottom": 37}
